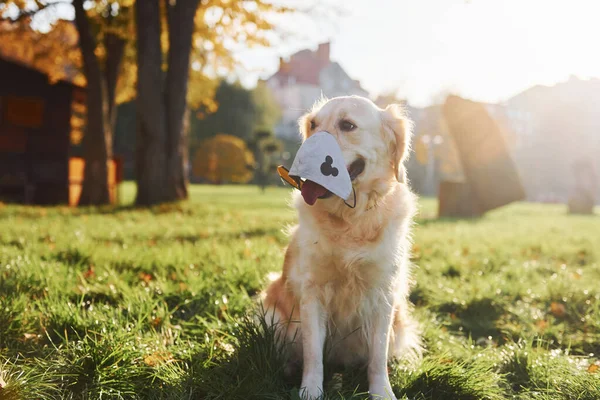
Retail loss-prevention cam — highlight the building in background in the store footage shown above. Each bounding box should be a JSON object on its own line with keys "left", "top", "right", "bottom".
{"left": 265, "top": 43, "right": 369, "bottom": 140}
{"left": 505, "top": 76, "right": 600, "bottom": 203}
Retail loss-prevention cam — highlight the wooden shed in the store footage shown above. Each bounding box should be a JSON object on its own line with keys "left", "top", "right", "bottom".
{"left": 0, "top": 56, "right": 121, "bottom": 205}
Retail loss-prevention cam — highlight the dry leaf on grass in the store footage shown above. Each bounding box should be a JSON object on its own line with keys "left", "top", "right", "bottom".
{"left": 83, "top": 266, "right": 95, "bottom": 279}
{"left": 139, "top": 272, "right": 153, "bottom": 283}
{"left": 535, "top": 319, "right": 548, "bottom": 331}
{"left": 144, "top": 352, "right": 174, "bottom": 367}
{"left": 550, "top": 302, "right": 566, "bottom": 317}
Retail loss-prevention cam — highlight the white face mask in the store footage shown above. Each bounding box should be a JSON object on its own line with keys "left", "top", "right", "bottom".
{"left": 288, "top": 131, "right": 354, "bottom": 206}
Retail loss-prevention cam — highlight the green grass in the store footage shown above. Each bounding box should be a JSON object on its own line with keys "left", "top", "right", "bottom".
{"left": 1, "top": 183, "right": 599, "bottom": 399}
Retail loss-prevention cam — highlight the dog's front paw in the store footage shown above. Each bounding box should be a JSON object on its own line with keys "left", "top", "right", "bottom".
{"left": 299, "top": 386, "right": 323, "bottom": 400}
{"left": 369, "top": 378, "right": 397, "bottom": 400}
{"left": 300, "top": 376, "right": 323, "bottom": 399}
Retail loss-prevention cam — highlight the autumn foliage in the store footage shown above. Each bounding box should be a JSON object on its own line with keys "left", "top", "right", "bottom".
{"left": 192, "top": 134, "right": 254, "bottom": 184}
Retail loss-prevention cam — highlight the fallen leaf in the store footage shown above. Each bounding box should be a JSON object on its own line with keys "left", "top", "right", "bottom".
{"left": 588, "top": 364, "right": 599, "bottom": 373}
{"left": 144, "top": 351, "right": 174, "bottom": 367}
{"left": 550, "top": 302, "right": 566, "bottom": 318}
{"left": 23, "top": 333, "right": 38, "bottom": 341}
{"left": 139, "top": 272, "right": 153, "bottom": 283}
{"left": 535, "top": 319, "right": 548, "bottom": 331}
{"left": 83, "top": 266, "right": 95, "bottom": 279}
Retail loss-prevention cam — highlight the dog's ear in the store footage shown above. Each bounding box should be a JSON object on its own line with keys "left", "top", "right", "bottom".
{"left": 298, "top": 96, "right": 328, "bottom": 140}
{"left": 297, "top": 112, "right": 312, "bottom": 141}
{"left": 382, "top": 104, "right": 413, "bottom": 183}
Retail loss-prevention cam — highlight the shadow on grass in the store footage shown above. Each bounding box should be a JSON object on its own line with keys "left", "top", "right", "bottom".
{"left": 0, "top": 201, "right": 198, "bottom": 220}
{"left": 438, "top": 297, "right": 505, "bottom": 342}
{"left": 397, "top": 358, "right": 504, "bottom": 400}
{"left": 45, "top": 248, "right": 92, "bottom": 267}
{"left": 414, "top": 215, "right": 484, "bottom": 227}
{"left": 94, "top": 227, "right": 284, "bottom": 247}
{"left": 193, "top": 310, "right": 377, "bottom": 400}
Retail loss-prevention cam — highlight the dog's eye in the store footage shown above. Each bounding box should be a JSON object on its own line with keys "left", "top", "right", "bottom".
{"left": 310, "top": 120, "right": 316, "bottom": 130}
{"left": 339, "top": 120, "right": 357, "bottom": 132}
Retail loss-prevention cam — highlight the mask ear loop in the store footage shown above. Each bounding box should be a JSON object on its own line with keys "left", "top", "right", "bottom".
{"left": 344, "top": 186, "right": 356, "bottom": 208}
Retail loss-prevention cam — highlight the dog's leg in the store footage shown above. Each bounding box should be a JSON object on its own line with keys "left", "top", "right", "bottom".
{"left": 368, "top": 297, "right": 397, "bottom": 400}
{"left": 299, "top": 295, "right": 326, "bottom": 399}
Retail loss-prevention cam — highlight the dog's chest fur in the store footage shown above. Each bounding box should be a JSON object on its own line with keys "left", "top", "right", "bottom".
{"left": 291, "top": 208, "right": 404, "bottom": 329}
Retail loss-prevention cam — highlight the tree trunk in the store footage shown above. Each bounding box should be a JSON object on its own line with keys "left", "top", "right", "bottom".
{"left": 134, "top": 0, "right": 169, "bottom": 205}
{"left": 105, "top": 32, "right": 125, "bottom": 130}
{"left": 163, "top": 0, "right": 199, "bottom": 201}
{"left": 135, "top": 0, "right": 199, "bottom": 205}
{"left": 74, "top": 0, "right": 112, "bottom": 206}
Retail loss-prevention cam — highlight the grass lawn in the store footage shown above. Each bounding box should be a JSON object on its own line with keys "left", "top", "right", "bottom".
{"left": 1, "top": 183, "right": 599, "bottom": 399}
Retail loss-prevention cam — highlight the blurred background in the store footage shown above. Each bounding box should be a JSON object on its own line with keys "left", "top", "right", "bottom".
{"left": 0, "top": 0, "right": 598, "bottom": 214}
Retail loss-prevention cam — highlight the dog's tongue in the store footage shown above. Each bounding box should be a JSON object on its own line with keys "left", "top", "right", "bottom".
{"left": 301, "top": 180, "right": 328, "bottom": 205}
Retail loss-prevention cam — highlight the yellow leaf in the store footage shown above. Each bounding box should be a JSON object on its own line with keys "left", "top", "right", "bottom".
{"left": 550, "top": 302, "right": 566, "bottom": 318}
{"left": 139, "top": 272, "right": 153, "bottom": 283}
{"left": 144, "top": 352, "right": 174, "bottom": 367}
{"left": 588, "top": 364, "right": 599, "bottom": 373}
{"left": 535, "top": 319, "right": 548, "bottom": 331}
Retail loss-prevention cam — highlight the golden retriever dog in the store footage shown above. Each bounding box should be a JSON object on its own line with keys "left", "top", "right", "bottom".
{"left": 262, "top": 96, "right": 421, "bottom": 399}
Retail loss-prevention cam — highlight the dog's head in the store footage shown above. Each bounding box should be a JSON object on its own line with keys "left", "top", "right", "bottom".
{"left": 298, "top": 96, "right": 413, "bottom": 210}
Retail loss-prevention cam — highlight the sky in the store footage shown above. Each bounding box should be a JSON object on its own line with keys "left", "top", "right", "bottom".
{"left": 19, "top": 0, "right": 600, "bottom": 108}
{"left": 235, "top": 0, "right": 600, "bottom": 107}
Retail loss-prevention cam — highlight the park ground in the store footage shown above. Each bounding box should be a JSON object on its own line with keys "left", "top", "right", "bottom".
{"left": 1, "top": 184, "right": 599, "bottom": 399}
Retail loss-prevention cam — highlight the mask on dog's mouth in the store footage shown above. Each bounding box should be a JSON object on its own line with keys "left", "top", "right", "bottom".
{"left": 278, "top": 131, "right": 357, "bottom": 207}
